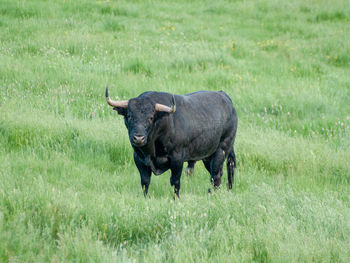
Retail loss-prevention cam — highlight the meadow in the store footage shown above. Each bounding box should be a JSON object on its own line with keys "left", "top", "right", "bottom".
{"left": 0, "top": 0, "right": 349, "bottom": 262}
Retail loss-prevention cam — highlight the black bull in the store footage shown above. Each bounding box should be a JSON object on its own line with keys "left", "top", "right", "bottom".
{"left": 106, "top": 87, "right": 238, "bottom": 197}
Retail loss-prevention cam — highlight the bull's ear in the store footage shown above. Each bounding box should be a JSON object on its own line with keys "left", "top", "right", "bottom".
{"left": 113, "top": 107, "right": 127, "bottom": 116}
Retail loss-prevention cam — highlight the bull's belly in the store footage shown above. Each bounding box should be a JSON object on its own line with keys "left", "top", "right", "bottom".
{"left": 184, "top": 135, "right": 221, "bottom": 161}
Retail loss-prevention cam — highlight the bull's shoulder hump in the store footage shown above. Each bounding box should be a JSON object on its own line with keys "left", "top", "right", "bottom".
{"left": 137, "top": 90, "right": 233, "bottom": 105}
{"left": 184, "top": 90, "right": 230, "bottom": 98}
{"left": 183, "top": 90, "right": 232, "bottom": 103}
{"left": 183, "top": 90, "right": 216, "bottom": 96}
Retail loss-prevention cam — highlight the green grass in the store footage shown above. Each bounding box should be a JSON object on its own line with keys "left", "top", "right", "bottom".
{"left": 0, "top": 0, "right": 349, "bottom": 262}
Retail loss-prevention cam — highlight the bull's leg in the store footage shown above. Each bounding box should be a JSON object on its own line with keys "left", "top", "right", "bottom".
{"left": 210, "top": 148, "right": 225, "bottom": 189}
{"left": 134, "top": 152, "right": 152, "bottom": 197}
{"left": 141, "top": 172, "right": 152, "bottom": 197}
{"left": 202, "top": 158, "right": 211, "bottom": 173}
{"left": 170, "top": 154, "right": 184, "bottom": 198}
{"left": 185, "top": 160, "right": 196, "bottom": 175}
{"left": 227, "top": 147, "right": 236, "bottom": 189}
{"left": 202, "top": 158, "right": 212, "bottom": 193}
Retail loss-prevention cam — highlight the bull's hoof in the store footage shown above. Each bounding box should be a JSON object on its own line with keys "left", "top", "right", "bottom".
{"left": 184, "top": 167, "right": 194, "bottom": 175}
{"left": 208, "top": 188, "right": 212, "bottom": 194}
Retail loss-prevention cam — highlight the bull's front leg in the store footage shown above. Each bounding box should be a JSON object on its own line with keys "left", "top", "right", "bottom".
{"left": 134, "top": 152, "right": 152, "bottom": 197}
{"left": 170, "top": 153, "right": 184, "bottom": 198}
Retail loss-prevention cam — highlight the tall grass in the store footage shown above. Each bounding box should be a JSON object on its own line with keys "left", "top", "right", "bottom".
{"left": 0, "top": 0, "right": 349, "bottom": 262}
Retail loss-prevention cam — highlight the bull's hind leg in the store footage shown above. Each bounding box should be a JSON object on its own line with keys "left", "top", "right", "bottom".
{"left": 185, "top": 160, "right": 196, "bottom": 175}
{"left": 202, "top": 158, "right": 211, "bottom": 173}
{"left": 202, "top": 158, "right": 212, "bottom": 192}
{"left": 227, "top": 147, "right": 236, "bottom": 189}
{"left": 209, "top": 148, "right": 226, "bottom": 189}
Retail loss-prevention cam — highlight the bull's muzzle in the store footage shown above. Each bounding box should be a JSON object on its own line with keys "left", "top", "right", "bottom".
{"left": 133, "top": 135, "right": 146, "bottom": 146}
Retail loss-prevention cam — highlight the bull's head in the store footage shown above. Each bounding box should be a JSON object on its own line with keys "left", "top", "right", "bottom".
{"left": 105, "top": 86, "right": 176, "bottom": 147}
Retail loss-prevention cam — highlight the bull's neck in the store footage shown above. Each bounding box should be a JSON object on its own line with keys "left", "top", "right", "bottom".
{"left": 134, "top": 142, "right": 154, "bottom": 158}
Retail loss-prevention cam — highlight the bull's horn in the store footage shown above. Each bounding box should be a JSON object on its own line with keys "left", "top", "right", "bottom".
{"left": 105, "top": 86, "right": 128, "bottom": 108}
{"left": 155, "top": 95, "right": 176, "bottom": 114}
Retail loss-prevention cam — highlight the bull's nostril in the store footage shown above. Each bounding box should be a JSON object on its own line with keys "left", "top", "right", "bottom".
{"left": 133, "top": 135, "right": 145, "bottom": 144}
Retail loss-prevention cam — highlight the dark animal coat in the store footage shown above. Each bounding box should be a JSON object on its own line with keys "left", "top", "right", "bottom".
{"left": 109, "top": 90, "right": 237, "bottom": 197}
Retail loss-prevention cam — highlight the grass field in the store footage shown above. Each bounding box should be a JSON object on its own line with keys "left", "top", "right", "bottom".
{"left": 0, "top": 0, "right": 350, "bottom": 262}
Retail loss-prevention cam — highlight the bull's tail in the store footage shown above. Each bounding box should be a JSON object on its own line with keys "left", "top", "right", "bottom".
{"left": 226, "top": 147, "right": 236, "bottom": 189}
